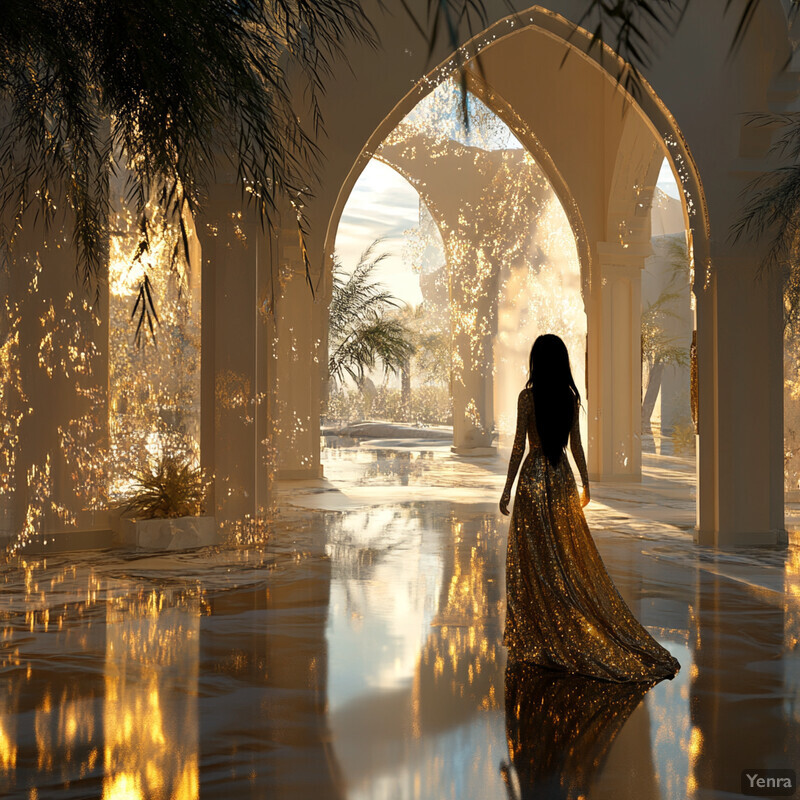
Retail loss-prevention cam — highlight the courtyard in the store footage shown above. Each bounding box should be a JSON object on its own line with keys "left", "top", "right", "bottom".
{"left": 1, "top": 2, "right": 800, "bottom": 798}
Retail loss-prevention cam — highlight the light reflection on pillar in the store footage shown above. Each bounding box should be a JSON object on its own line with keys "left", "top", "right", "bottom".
{"left": 644, "top": 641, "right": 692, "bottom": 798}
{"left": 414, "top": 511, "right": 504, "bottom": 729}
{"left": 408, "top": 511, "right": 507, "bottom": 799}
{"left": 102, "top": 588, "right": 200, "bottom": 800}
{"left": 689, "top": 563, "right": 791, "bottom": 797}
{"left": 0, "top": 560, "right": 107, "bottom": 792}
{"left": 34, "top": 682, "right": 99, "bottom": 780}
{"left": 0, "top": 688, "right": 17, "bottom": 782}
{"left": 326, "top": 506, "right": 444, "bottom": 707}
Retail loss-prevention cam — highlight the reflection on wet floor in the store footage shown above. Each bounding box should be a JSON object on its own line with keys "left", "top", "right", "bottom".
{"left": 502, "top": 662, "right": 654, "bottom": 799}
{"left": 0, "top": 445, "right": 798, "bottom": 798}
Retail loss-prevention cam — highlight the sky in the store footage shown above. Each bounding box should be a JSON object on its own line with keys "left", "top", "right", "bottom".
{"left": 657, "top": 157, "right": 681, "bottom": 199}
{"left": 332, "top": 81, "right": 522, "bottom": 309}
{"left": 334, "top": 76, "right": 682, "bottom": 308}
{"left": 334, "top": 159, "right": 424, "bottom": 307}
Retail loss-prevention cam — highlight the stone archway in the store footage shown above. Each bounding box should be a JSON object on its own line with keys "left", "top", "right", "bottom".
{"left": 2, "top": 2, "right": 791, "bottom": 549}
{"left": 270, "top": 1, "right": 789, "bottom": 546}
{"left": 371, "top": 121, "right": 587, "bottom": 454}
{"left": 281, "top": 12, "right": 707, "bottom": 479}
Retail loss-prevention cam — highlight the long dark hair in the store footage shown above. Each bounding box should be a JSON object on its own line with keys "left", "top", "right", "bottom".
{"left": 526, "top": 334, "right": 580, "bottom": 467}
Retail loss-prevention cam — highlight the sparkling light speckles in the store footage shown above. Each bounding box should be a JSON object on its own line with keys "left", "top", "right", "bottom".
{"left": 363, "top": 78, "right": 585, "bottom": 448}
{"left": 1, "top": 245, "right": 106, "bottom": 552}
{"left": 0, "top": 293, "right": 27, "bottom": 504}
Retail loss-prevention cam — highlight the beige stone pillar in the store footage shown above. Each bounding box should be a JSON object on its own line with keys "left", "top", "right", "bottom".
{"left": 0, "top": 216, "right": 110, "bottom": 546}
{"left": 449, "top": 247, "right": 496, "bottom": 455}
{"left": 586, "top": 270, "right": 602, "bottom": 481}
{"left": 695, "top": 252, "right": 785, "bottom": 546}
{"left": 593, "top": 242, "right": 649, "bottom": 481}
{"left": 199, "top": 186, "right": 271, "bottom": 536}
{"left": 272, "top": 228, "right": 324, "bottom": 480}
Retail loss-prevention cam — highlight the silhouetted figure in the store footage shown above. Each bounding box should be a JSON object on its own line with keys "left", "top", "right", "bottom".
{"left": 500, "top": 334, "right": 680, "bottom": 682}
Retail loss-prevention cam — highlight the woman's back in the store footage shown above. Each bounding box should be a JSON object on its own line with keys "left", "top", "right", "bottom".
{"left": 509, "top": 388, "right": 587, "bottom": 489}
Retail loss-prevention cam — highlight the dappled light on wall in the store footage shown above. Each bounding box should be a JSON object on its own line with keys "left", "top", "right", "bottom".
{"left": 0, "top": 244, "right": 106, "bottom": 554}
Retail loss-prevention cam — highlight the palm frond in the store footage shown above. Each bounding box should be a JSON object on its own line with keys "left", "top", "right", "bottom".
{"left": 732, "top": 123, "right": 800, "bottom": 328}
{"left": 571, "top": 0, "right": 687, "bottom": 103}
{"left": 119, "top": 452, "right": 209, "bottom": 519}
{"left": 730, "top": 112, "right": 800, "bottom": 332}
{"left": 0, "top": 0, "right": 786, "bottom": 312}
{"left": 722, "top": 0, "right": 800, "bottom": 55}
{"left": 0, "top": 0, "right": 375, "bottom": 294}
{"left": 328, "top": 242, "right": 416, "bottom": 385}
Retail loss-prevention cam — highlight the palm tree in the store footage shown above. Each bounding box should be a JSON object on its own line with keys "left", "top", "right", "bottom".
{"left": 388, "top": 301, "right": 452, "bottom": 414}
{"left": 0, "top": 0, "right": 373, "bottom": 299}
{"left": 328, "top": 243, "right": 415, "bottom": 388}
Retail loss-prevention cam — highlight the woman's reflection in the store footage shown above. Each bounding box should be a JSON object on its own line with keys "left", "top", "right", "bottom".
{"left": 501, "top": 662, "right": 654, "bottom": 800}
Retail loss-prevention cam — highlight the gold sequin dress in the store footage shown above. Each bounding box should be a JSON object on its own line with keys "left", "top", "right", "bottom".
{"left": 502, "top": 389, "right": 680, "bottom": 683}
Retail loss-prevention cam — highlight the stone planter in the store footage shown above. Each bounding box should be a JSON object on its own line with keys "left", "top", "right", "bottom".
{"left": 118, "top": 515, "right": 218, "bottom": 550}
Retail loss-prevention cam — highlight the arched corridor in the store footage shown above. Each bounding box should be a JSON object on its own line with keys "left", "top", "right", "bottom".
{"left": 272, "top": 8, "right": 722, "bottom": 544}
{"left": 0, "top": 2, "right": 799, "bottom": 796}
{"left": 0, "top": 1, "right": 787, "bottom": 549}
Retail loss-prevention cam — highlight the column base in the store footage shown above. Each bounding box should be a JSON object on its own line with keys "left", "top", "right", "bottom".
{"left": 450, "top": 446, "right": 498, "bottom": 457}
{"left": 8, "top": 527, "right": 116, "bottom": 555}
{"left": 694, "top": 527, "right": 789, "bottom": 547}
{"left": 276, "top": 466, "right": 325, "bottom": 481}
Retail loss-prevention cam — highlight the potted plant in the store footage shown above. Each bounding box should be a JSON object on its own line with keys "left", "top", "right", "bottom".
{"left": 117, "top": 452, "right": 217, "bottom": 549}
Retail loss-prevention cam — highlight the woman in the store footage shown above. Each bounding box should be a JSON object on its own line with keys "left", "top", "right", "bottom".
{"left": 500, "top": 334, "right": 679, "bottom": 683}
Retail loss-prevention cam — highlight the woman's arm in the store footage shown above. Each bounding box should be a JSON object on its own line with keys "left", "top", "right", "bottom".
{"left": 500, "top": 391, "right": 529, "bottom": 515}
{"left": 569, "top": 399, "right": 590, "bottom": 506}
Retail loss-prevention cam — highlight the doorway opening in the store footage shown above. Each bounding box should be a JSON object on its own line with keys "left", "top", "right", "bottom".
{"left": 322, "top": 78, "right": 585, "bottom": 487}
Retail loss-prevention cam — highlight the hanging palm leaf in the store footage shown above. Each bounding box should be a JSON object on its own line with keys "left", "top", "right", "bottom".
{"left": 328, "top": 242, "right": 416, "bottom": 387}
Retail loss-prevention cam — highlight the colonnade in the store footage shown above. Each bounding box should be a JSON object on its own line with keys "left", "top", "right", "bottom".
{"left": 0, "top": 1, "right": 793, "bottom": 548}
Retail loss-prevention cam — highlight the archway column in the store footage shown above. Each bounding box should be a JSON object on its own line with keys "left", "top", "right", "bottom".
{"left": 591, "top": 242, "right": 649, "bottom": 481}
{"left": 271, "top": 228, "right": 324, "bottom": 480}
{"left": 198, "top": 184, "right": 271, "bottom": 537}
{"left": 695, "top": 251, "right": 786, "bottom": 546}
{"left": 449, "top": 247, "right": 496, "bottom": 454}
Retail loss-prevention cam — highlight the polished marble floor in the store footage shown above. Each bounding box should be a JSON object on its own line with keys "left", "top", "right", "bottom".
{"left": 0, "top": 443, "right": 798, "bottom": 799}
